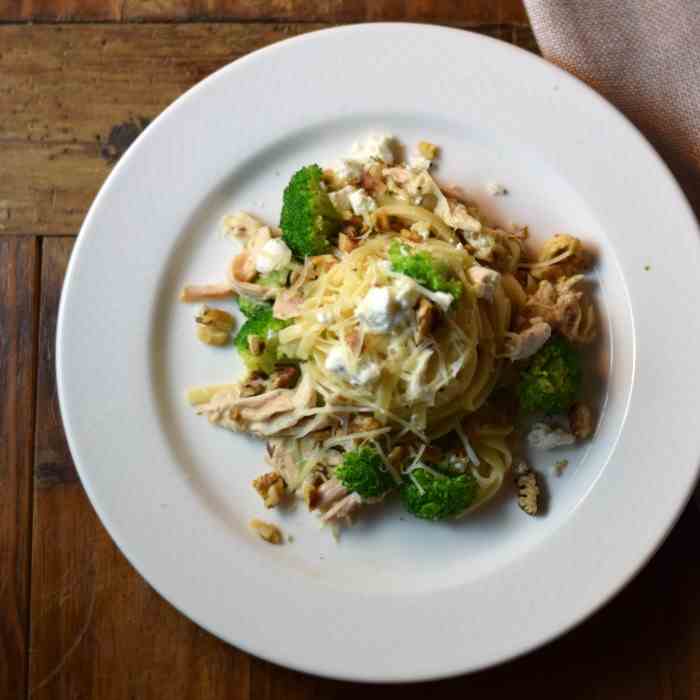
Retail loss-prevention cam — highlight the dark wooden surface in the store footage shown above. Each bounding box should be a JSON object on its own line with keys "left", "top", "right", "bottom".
{"left": 1, "top": 3, "right": 699, "bottom": 698}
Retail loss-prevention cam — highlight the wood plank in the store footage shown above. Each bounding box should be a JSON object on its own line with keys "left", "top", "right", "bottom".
{"left": 0, "top": 0, "right": 529, "bottom": 23}
{"left": 28, "top": 238, "right": 251, "bottom": 700}
{"left": 0, "top": 22, "right": 536, "bottom": 237}
{"left": 0, "top": 237, "right": 38, "bottom": 700}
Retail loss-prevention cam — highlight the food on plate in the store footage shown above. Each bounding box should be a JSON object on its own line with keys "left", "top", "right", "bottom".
{"left": 182, "top": 134, "right": 599, "bottom": 533}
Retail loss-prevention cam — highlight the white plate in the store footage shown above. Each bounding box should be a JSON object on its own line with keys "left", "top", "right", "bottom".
{"left": 57, "top": 24, "right": 700, "bottom": 682}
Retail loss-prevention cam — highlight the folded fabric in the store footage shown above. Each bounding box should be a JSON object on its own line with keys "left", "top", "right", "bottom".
{"left": 524, "top": 0, "right": 700, "bottom": 213}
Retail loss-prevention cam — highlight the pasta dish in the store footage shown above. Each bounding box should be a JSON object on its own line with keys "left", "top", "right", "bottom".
{"left": 181, "top": 135, "right": 598, "bottom": 538}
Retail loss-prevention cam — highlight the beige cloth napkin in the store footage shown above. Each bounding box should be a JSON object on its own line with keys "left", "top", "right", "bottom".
{"left": 524, "top": 0, "right": 700, "bottom": 213}
{"left": 523, "top": 1, "right": 700, "bottom": 507}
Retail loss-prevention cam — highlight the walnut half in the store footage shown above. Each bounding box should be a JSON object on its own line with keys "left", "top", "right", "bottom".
{"left": 514, "top": 461, "right": 540, "bottom": 516}
{"left": 252, "top": 472, "right": 286, "bottom": 508}
{"left": 249, "top": 518, "right": 283, "bottom": 544}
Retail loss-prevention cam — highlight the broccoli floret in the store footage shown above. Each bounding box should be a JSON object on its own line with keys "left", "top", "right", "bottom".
{"left": 237, "top": 296, "right": 270, "bottom": 318}
{"left": 233, "top": 305, "right": 291, "bottom": 374}
{"left": 388, "top": 241, "right": 463, "bottom": 298}
{"left": 280, "top": 165, "right": 342, "bottom": 259}
{"left": 517, "top": 335, "right": 582, "bottom": 414}
{"left": 257, "top": 268, "right": 291, "bottom": 288}
{"left": 335, "top": 447, "right": 395, "bottom": 499}
{"left": 401, "top": 466, "right": 477, "bottom": 520}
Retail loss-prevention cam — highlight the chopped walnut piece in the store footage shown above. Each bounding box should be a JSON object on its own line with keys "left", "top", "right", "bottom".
{"left": 415, "top": 298, "right": 437, "bottom": 342}
{"left": 270, "top": 365, "right": 300, "bottom": 389}
{"left": 514, "top": 461, "right": 540, "bottom": 516}
{"left": 418, "top": 141, "right": 438, "bottom": 159}
{"left": 252, "top": 472, "right": 287, "bottom": 508}
{"left": 249, "top": 518, "right": 283, "bottom": 544}
{"left": 195, "top": 305, "right": 235, "bottom": 346}
{"left": 569, "top": 402, "right": 594, "bottom": 440}
{"left": 247, "top": 335, "right": 265, "bottom": 356}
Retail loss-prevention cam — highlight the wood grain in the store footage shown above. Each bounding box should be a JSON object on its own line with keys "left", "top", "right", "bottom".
{"left": 0, "top": 238, "right": 38, "bottom": 700}
{"left": 0, "top": 22, "right": 536, "bottom": 237}
{"left": 28, "top": 238, "right": 251, "bottom": 700}
{"left": 0, "top": 0, "right": 529, "bottom": 23}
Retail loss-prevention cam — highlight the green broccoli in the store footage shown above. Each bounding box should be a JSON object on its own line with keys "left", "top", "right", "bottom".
{"left": 233, "top": 305, "right": 291, "bottom": 374}
{"left": 388, "top": 241, "right": 463, "bottom": 298}
{"left": 257, "top": 268, "right": 291, "bottom": 288}
{"left": 280, "top": 165, "right": 342, "bottom": 259}
{"left": 517, "top": 335, "right": 582, "bottom": 414}
{"left": 335, "top": 447, "right": 395, "bottom": 499}
{"left": 237, "top": 296, "right": 270, "bottom": 318}
{"left": 401, "top": 466, "right": 477, "bottom": 520}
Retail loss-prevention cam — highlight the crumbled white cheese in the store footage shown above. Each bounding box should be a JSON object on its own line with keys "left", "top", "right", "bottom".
{"left": 467, "top": 265, "right": 501, "bottom": 302}
{"left": 328, "top": 185, "right": 355, "bottom": 213}
{"left": 324, "top": 345, "right": 380, "bottom": 387}
{"left": 333, "top": 159, "right": 364, "bottom": 183}
{"left": 348, "top": 188, "right": 377, "bottom": 216}
{"left": 486, "top": 182, "right": 508, "bottom": 196}
{"left": 315, "top": 310, "right": 334, "bottom": 324}
{"left": 351, "top": 362, "right": 381, "bottom": 386}
{"left": 356, "top": 286, "right": 397, "bottom": 332}
{"left": 409, "top": 154, "right": 431, "bottom": 171}
{"left": 349, "top": 134, "right": 395, "bottom": 164}
{"left": 410, "top": 221, "right": 431, "bottom": 240}
{"left": 324, "top": 345, "right": 348, "bottom": 374}
{"left": 255, "top": 238, "right": 292, "bottom": 274}
{"left": 527, "top": 422, "right": 575, "bottom": 450}
{"left": 384, "top": 270, "right": 454, "bottom": 311}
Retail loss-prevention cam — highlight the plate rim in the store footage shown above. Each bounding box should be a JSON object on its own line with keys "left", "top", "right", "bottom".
{"left": 57, "top": 22, "right": 700, "bottom": 682}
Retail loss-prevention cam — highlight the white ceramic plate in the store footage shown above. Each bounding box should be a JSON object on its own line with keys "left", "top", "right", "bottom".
{"left": 58, "top": 24, "right": 700, "bottom": 682}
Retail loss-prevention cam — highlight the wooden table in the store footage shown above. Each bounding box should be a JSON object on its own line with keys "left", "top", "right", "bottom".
{"left": 2, "top": 2, "right": 699, "bottom": 698}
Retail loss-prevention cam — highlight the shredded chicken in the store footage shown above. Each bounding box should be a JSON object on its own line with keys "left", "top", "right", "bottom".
{"left": 313, "top": 478, "right": 348, "bottom": 511}
{"left": 504, "top": 321, "right": 552, "bottom": 361}
{"left": 196, "top": 367, "right": 317, "bottom": 437}
{"left": 321, "top": 492, "right": 363, "bottom": 523}
{"left": 249, "top": 518, "right": 283, "bottom": 544}
{"left": 527, "top": 276, "right": 597, "bottom": 343}
{"left": 180, "top": 283, "right": 235, "bottom": 302}
{"left": 228, "top": 227, "right": 279, "bottom": 301}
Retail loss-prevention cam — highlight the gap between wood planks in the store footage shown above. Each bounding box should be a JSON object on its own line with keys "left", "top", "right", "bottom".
{"left": 0, "top": 0, "right": 530, "bottom": 25}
